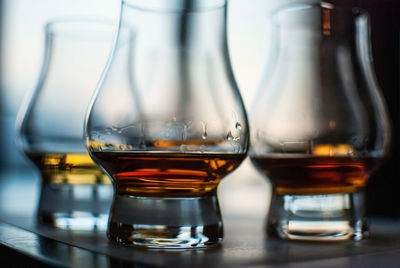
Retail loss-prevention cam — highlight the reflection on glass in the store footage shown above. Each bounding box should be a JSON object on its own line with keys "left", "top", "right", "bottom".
{"left": 250, "top": 3, "right": 391, "bottom": 241}
{"left": 16, "top": 19, "right": 119, "bottom": 231}
{"left": 85, "top": 0, "right": 248, "bottom": 248}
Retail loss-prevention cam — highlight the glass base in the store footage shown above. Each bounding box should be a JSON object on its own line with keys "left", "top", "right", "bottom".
{"left": 107, "top": 193, "right": 223, "bottom": 249}
{"left": 39, "top": 212, "right": 109, "bottom": 231}
{"left": 37, "top": 182, "right": 112, "bottom": 231}
{"left": 267, "top": 192, "right": 368, "bottom": 241}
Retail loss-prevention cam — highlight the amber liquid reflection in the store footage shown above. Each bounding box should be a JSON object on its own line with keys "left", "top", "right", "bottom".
{"left": 91, "top": 152, "right": 245, "bottom": 197}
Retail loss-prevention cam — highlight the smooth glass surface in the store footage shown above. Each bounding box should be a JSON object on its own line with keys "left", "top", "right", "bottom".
{"left": 16, "top": 19, "right": 117, "bottom": 230}
{"left": 250, "top": 3, "right": 391, "bottom": 241}
{"left": 85, "top": 0, "right": 248, "bottom": 248}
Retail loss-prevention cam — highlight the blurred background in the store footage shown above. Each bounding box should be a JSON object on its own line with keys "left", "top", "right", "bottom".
{"left": 0, "top": 0, "right": 398, "bottom": 218}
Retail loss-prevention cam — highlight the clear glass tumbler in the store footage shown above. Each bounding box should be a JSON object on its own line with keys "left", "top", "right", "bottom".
{"left": 250, "top": 3, "right": 391, "bottom": 241}
{"left": 17, "top": 19, "right": 119, "bottom": 230}
{"left": 85, "top": 0, "right": 248, "bottom": 248}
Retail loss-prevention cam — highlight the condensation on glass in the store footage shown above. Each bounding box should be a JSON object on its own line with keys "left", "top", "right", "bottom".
{"left": 85, "top": 0, "right": 248, "bottom": 248}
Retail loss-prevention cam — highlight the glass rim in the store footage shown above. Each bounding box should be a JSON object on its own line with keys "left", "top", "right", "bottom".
{"left": 270, "top": 2, "right": 369, "bottom": 20}
{"left": 123, "top": 0, "right": 226, "bottom": 14}
{"left": 45, "top": 17, "right": 118, "bottom": 40}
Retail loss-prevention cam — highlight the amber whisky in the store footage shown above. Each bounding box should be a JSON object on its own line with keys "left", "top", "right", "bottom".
{"left": 27, "top": 153, "right": 110, "bottom": 184}
{"left": 251, "top": 155, "right": 382, "bottom": 195}
{"left": 91, "top": 152, "right": 246, "bottom": 197}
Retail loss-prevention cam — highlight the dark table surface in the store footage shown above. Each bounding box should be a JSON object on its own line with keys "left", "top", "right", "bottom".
{"left": 1, "top": 165, "right": 400, "bottom": 267}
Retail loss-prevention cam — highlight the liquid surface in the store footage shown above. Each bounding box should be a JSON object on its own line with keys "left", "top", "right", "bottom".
{"left": 27, "top": 153, "right": 110, "bottom": 184}
{"left": 251, "top": 156, "right": 382, "bottom": 195}
{"left": 91, "top": 152, "right": 246, "bottom": 197}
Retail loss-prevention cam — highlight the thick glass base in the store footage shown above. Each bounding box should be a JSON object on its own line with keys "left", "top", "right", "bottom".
{"left": 37, "top": 182, "right": 112, "bottom": 231}
{"left": 107, "top": 193, "right": 223, "bottom": 248}
{"left": 267, "top": 191, "right": 368, "bottom": 241}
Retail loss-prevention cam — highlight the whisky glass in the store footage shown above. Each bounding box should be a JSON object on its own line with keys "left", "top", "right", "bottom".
{"left": 85, "top": 0, "right": 248, "bottom": 248}
{"left": 250, "top": 3, "right": 391, "bottom": 241}
{"left": 16, "top": 19, "right": 119, "bottom": 230}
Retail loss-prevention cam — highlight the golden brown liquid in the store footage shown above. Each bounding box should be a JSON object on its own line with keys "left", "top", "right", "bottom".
{"left": 91, "top": 152, "right": 245, "bottom": 197}
{"left": 251, "top": 156, "right": 382, "bottom": 195}
{"left": 27, "top": 153, "right": 110, "bottom": 184}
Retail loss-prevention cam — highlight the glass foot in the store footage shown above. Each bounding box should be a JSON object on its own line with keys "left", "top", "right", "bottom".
{"left": 37, "top": 182, "right": 112, "bottom": 231}
{"left": 107, "top": 193, "right": 223, "bottom": 248}
{"left": 39, "top": 212, "right": 109, "bottom": 231}
{"left": 267, "top": 191, "right": 368, "bottom": 241}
